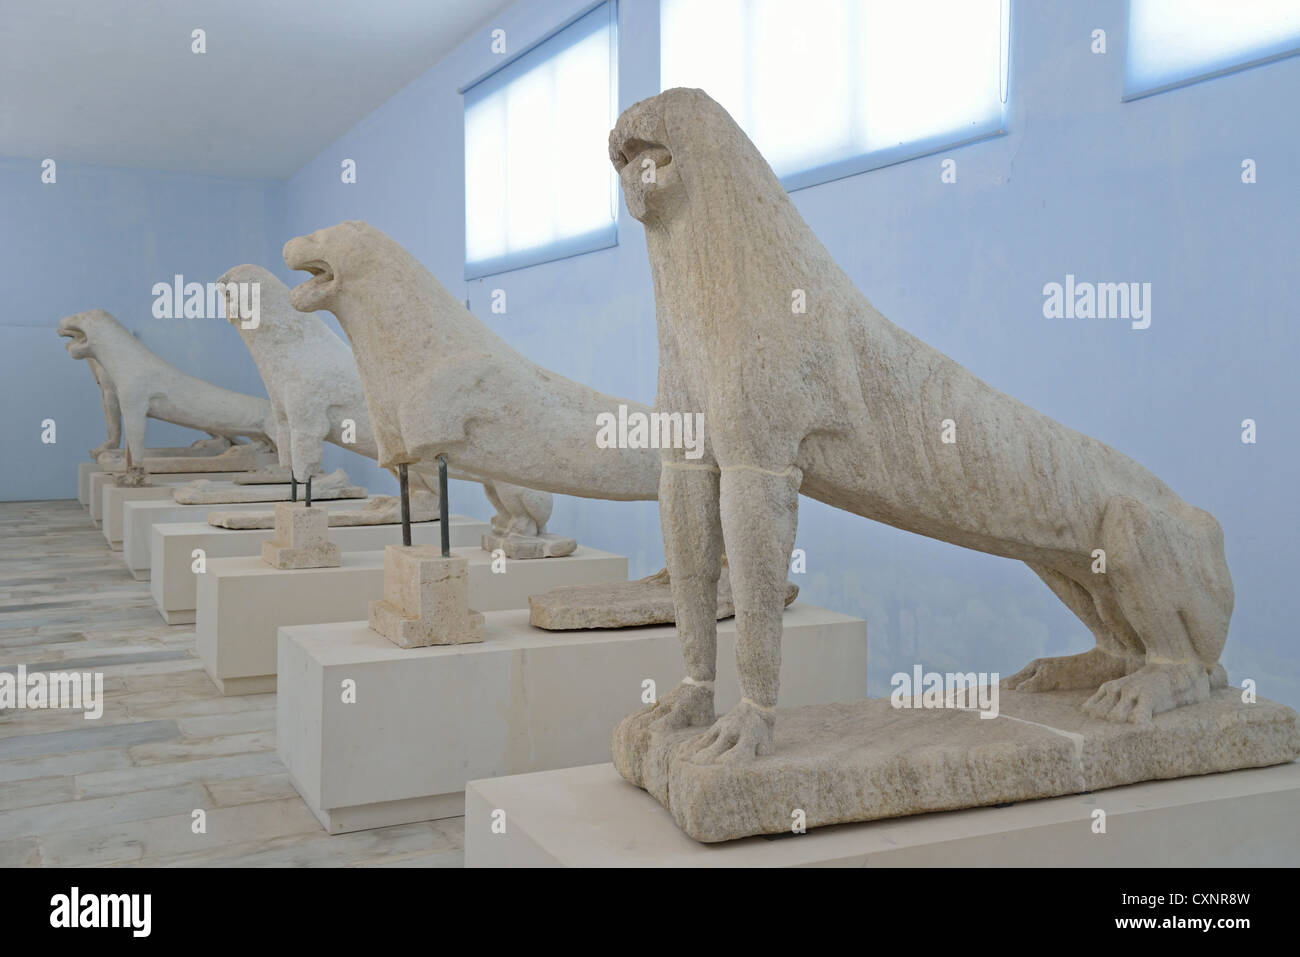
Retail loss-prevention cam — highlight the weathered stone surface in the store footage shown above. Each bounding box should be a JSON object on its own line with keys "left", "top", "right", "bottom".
{"left": 144, "top": 444, "right": 277, "bottom": 474}
{"left": 613, "top": 686, "right": 1300, "bottom": 843}
{"left": 221, "top": 264, "right": 559, "bottom": 554}
{"left": 530, "top": 567, "right": 797, "bottom": 630}
{"left": 368, "top": 545, "right": 484, "bottom": 648}
{"left": 482, "top": 531, "right": 577, "bottom": 560}
{"left": 607, "top": 88, "right": 1239, "bottom": 776}
{"left": 112, "top": 467, "right": 152, "bottom": 488}
{"left": 283, "top": 223, "right": 663, "bottom": 548}
{"left": 173, "top": 468, "right": 364, "bottom": 504}
{"left": 207, "top": 491, "right": 440, "bottom": 529}
{"left": 233, "top": 465, "right": 294, "bottom": 484}
{"left": 57, "top": 309, "right": 277, "bottom": 469}
{"left": 95, "top": 438, "right": 232, "bottom": 469}
{"left": 260, "top": 502, "right": 341, "bottom": 569}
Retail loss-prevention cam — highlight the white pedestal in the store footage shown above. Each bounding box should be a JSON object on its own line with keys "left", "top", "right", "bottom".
{"left": 197, "top": 546, "right": 628, "bottom": 695}
{"left": 102, "top": 483, "right": 220, "bottom": 549}
{"left": 123, "top": 497, "right": 371, "bottom": 580}
{"left": 77, "top": 461, "right": 100, "bottom": 507}
{"left": 276, "top": 602, "right": 868, "bottom": 834}
{"left": 89, "top": 469, "right": 235, "bottom": 525}
{"left": 463, "top": 761, "right": 1300, "bottom": 867}
{"left": 151, "top": 515, "right": 491, "bottom": 624}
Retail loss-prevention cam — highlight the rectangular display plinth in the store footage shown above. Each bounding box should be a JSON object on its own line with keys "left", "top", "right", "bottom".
{"left": 123, "top": 496, "right": 382, "bottom": 580}
{"left": 276, "top": 603, "right": 868, "bottom": 834}
{"left": 151, "top": 515, "right": 490, "bottom": 624}
{"left": 89, "top": 469, "right": 231, "bottom": 525}
{"left": 463, "top": 761, "right": 1300, "bottom": 867}
{"left": 80, "top": 450, "right": 218, "bottom": 506}
{"left": 78, "top": 461, "right": 98, "bottom": 507}
{"left": 197, "top": 546, "right": 627, "bottom": 694}
{"left": 102, "top": 483, "right": 221, "bottom": 549}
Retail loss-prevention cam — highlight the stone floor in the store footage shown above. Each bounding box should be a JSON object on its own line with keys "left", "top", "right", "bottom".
{"left": 0, "top": 499, "right": 463, "bottom": 867}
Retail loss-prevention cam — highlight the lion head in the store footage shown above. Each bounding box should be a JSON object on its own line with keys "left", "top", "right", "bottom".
{"left": 283, "top": 220, "right": 397, "bottom": 314}
{"left": 217, "top": 264, "right": 305, "bottom": 345}
{"left": 57, "top": 309, "right": 119, "bottom": 360}
{"left": 609, "top": 88, "right": 862, "bottom": 441}
{"left": 609, "top": 88, "right": 787, "bottom": 229}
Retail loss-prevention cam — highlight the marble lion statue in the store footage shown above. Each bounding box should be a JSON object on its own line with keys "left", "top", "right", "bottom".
{"left": 57, "top": 309, "right": 277, "bottom": 481}
{"left": 610, "top": 88, "right": 1234, "bottom": 764}
{"left": 78, "top": 351, "right": 229, "bottom": 461}
{"left": 282, "top": 223, "right": 659, "bottom": 503}
{"left": 219, "top": 263, "right": 555, "bottom": 537}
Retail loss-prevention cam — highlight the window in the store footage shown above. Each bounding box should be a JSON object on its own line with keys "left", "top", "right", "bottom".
{"left": 463, "top": 2, "right": 619, "bottom": 279}
{"left": 1125, "top": 0, "right": 1300, "bottom": 100}
{"left": 659, "top": 0, "right": 1010, "bottom": 191}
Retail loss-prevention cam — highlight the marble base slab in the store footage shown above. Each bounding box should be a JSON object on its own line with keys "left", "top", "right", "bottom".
{"left": 122, "top": 497, "right": 372, "bottom": 579}
{"left": 276, "top": 602, "right": 867, "bottom": 834}
{"left": 197, "top": 546, "right": 628, "bottom": 694}
{"left": 149, "top": 515, "right": 491, "bottom": 624}
{"left": 142, "top": 447, "right": 275, "bottom": 472}
{"left": 98, "top": 445, "right": 228, "bottom": 463}
{"left": 618, "top": 688, "right": 1300, "bottom": 842}
{"left": 172, "top": 478, "right": 366, "bottom": 505}
{"left": 463, "top": 761, "right": 1300, "bottom": 867}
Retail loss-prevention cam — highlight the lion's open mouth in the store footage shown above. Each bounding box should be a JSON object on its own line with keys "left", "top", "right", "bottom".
{"left": 59, "top": 324, "right": 89, "bottom": 357}
{"left": 296, "top": 260, "right": 334, "bottom": 286}
{"left": 286, "top": 255, "right": 336, "bottom": 307}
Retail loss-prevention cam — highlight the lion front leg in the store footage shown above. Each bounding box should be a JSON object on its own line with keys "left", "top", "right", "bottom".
{"left": 91, "top": 379, "right": 122, "bottom": 459}
{"left": 688, "top": 463, "right": 801, "bottom": 765}
{"left": 116, "top": 402, "right": 151, "bottom": 487}
{"left": 611, "top": 454, "right": 721, "bottom": 786}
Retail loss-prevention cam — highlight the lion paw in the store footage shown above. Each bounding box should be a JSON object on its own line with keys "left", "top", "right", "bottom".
{"left": 614, "top": 680, "right": 713, "bottom": 740}
{"left": 612, "top": 680, "right": 714, "bottom": 787}
{"left": 1082, "top": 662, "right": 1210, "bottom": 724}
{"left": 1003, "top": 647, "right": 1139, "bottom": 693}
{"left": 113, "top": 466, "right": 151, "bottom": 488}
{"left": 687, "top": 699, "right": 775, "bottom": 765}
{"left": 643, "top": 681, "right": 714, "bottom": 734}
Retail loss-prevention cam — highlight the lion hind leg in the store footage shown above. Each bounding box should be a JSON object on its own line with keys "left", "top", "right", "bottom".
{"left": 1082, "top": 496, "right": 1233, "bottom": 723}
{"left": 1003, "top": 564, "right": 1141, "bottom": 693}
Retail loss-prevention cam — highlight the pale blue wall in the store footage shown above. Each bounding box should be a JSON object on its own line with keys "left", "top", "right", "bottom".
{"left": 0, "top": 158, "right": 288, "bottom": 500}
{"left": 284, "top": 0, "right": 1300, "bottom": 709}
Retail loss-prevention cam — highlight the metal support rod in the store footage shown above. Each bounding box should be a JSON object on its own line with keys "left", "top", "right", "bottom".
{"left": 437, "top": 455, "right": 450, "bottom": 558}
{"left": 399, "top": 463, "right": 411, "bottom": 547}
{"left": 291, "top": 476, "right": 297, "bottom": 502}
{"left": 305, "top": 475, "right": 312, "bottom": 508}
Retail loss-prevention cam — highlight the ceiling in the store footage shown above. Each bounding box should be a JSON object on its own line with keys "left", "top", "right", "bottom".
{"left": 0, "top": 0, "right": 515, "bottom": 179}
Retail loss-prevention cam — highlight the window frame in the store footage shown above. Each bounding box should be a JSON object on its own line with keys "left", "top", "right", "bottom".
{"left": 1122, "top": 0, "right": 1300, "bottom": 102}
{"left": 461, "top": 0, "right": 620, "bottom": 280}
{"left": 658, "top": 0, "right": 1013, "bottom": 193}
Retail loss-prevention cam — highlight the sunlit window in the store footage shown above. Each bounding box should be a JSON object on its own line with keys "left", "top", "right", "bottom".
{"left": 1125, "top": 0, "right": 1300, "bottom": 100}
{"left": 463, "top": 2, "right": 618, "bottom": 279}
{"left": 659, "top": 0, "right": 1010, "bottom": 190}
